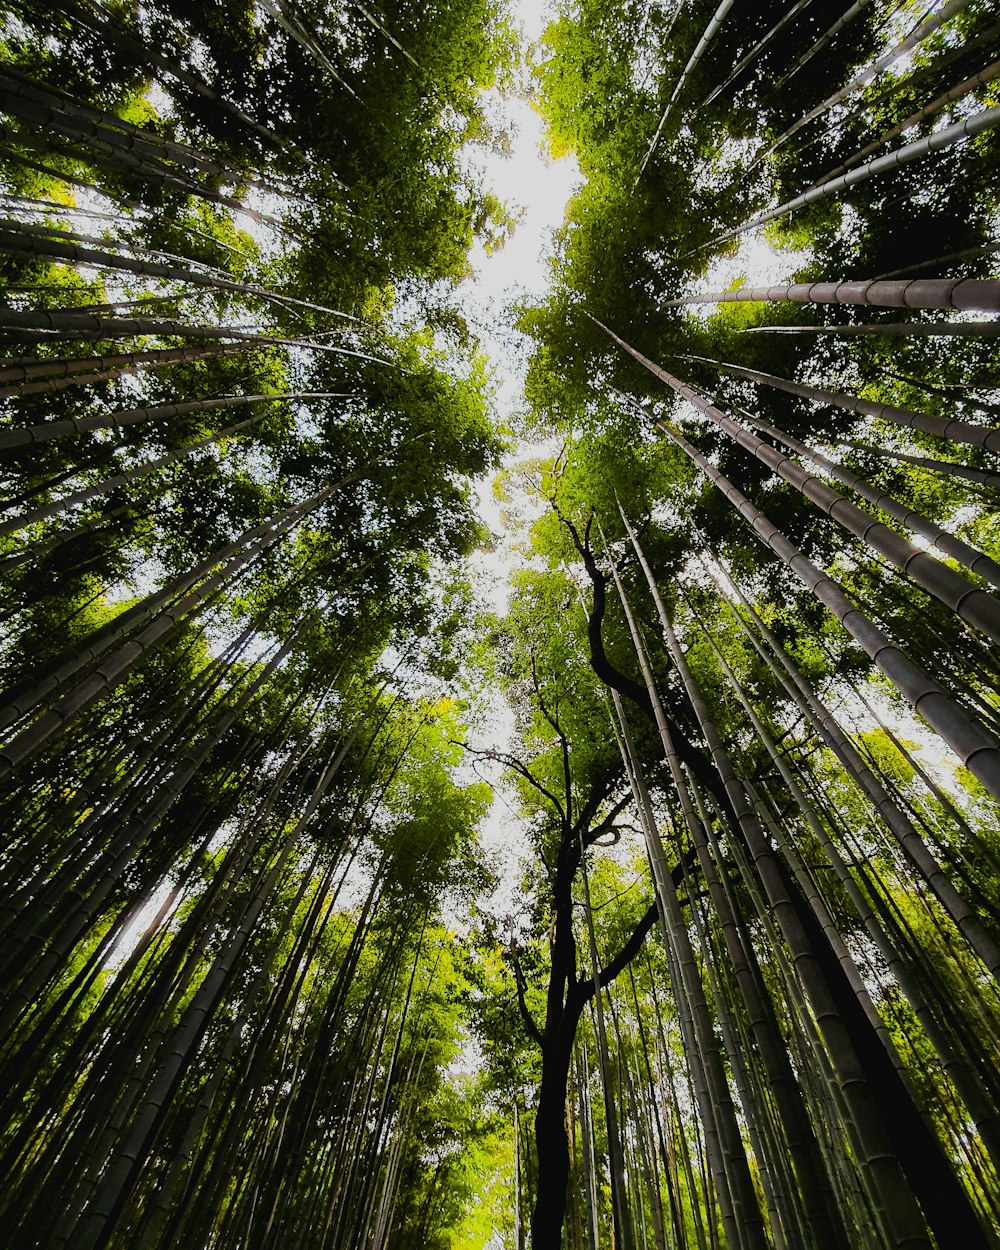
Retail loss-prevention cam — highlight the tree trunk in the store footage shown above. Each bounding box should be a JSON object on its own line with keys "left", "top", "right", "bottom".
{"left": 665, "top": 367, "right": 1000, "bottom": 641}
{"left": 685, "top": 354, "right": 1000, "bottom": 452}
{"left": 531, "top": 1023, "right": 580, "bottom": 1250}
{"left": 665, "top": 277, "right": 1000, "bottom": 313}
{"left": 761, "top": 0, "right": 976, "bottom": 159}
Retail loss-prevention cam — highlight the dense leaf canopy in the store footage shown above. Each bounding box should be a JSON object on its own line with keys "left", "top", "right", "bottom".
{"left": 1, "top": 2, "right": 1000, "bottom": 1249}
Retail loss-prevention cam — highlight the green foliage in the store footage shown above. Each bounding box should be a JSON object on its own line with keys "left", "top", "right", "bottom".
{"left": 5, "top": 3, "right": 1000, "bottom": 1248}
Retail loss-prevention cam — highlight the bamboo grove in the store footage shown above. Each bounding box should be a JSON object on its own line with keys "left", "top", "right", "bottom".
{"left": 2, "top": 1, "right": 1000, "bottom": 1250}
{"left": 0, "top": 1, "right": 516, "bottom": 1247}
{"left": 504, "top": 0, "right": 1000, "bottom": 1246}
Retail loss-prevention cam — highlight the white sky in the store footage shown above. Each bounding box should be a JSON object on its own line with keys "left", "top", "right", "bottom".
{"left": 446, "top": 0, "right": 946, "bottom": 934}
{"left": 458, "top": 0, "right": 580, "bottom": 557}
{"left": 447, "top": 1, "right": 582, "bottom": 930}
{"left": 448, "top": 0, "right": 811, "bottom": 930}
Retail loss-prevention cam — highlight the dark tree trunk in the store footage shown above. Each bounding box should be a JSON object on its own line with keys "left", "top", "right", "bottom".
{"left": 531, "top": 1020, "right": 580, "bottom": 1250}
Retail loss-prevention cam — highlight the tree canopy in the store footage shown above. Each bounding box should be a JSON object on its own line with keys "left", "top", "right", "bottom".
{"left": 2, "top": 1, "right": 1000, "bottom": 1248}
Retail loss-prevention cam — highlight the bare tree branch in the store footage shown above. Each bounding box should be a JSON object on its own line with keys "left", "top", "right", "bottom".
{"left": 582, "top": 793, "right": 630, "bottom": 847}
{"left": 450, "top": 739, "right": 567, "bottom": 826}
{"left": 509, "top": 944, "right": 544, "bottom": 1047}
{"left": 579, "top": 901, "right": 659, "bottom": 1003}
{"left": 552, "top": 505, "right": 749, "bottom": 833}
{"left": 576, "top": 844, "right": 699, "bottom": 1003}
{"left": 531, "top": 650, "right": 574, "bottom": 827}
